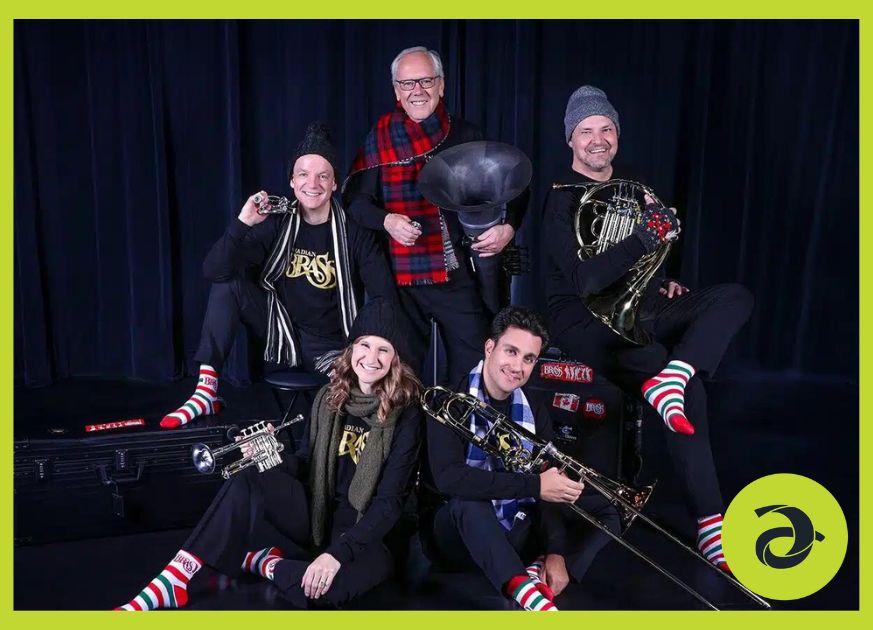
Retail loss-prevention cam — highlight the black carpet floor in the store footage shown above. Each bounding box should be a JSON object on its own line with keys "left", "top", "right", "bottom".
{"left": 13, "top": 374, "right": 858, "bottom": 610}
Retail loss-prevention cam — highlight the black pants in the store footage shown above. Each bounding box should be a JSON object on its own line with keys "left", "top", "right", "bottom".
{"left": 184, "top": 462, "right": 393, "bottom": 608}
{"left": 193, "top": 277, "right": 345, "bottom": 374}
{"left": 397, "top": 268, "right": 490, "bottom": 385}
{"left": 421, "top": 496, "right": 619, "bottom": 593}
{"left": 547, "top": 496, "right": 621, "bottom": 582}
{"left": 553, "top": 283, "right": 753, "bottom": 516}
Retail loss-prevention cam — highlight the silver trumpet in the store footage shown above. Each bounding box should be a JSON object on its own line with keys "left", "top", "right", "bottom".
{"left": 421, "top": 386, "right": 770, "bottom": 610}
{"left": 191, "top": 415, "right": 304, "bottom": 479}
{"left": 255, "top": 195, "right": 295, "bottom": 215}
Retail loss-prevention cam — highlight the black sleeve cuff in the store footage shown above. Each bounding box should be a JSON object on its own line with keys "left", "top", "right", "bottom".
{"left": 228, "top": 217, "right": 253, "bottom": 239}
{"left": 325, "top": 540, "right": 354, "bottom": 565}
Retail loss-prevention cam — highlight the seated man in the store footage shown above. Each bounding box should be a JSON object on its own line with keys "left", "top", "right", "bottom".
{"left": 418, "top": 306, "right": 620, "bottom": 610}
{"left": 162, "top": 123, "right": 395, "bottom": 428}
{"left": 542, "top": 85, "right": 754, "bottom": 570}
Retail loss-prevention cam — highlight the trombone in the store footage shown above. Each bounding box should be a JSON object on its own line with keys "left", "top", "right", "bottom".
{"left": 421, "top": 386, "right": 770, "bottom": 610}
{"left": 191, "top": 415, "right": 304, "bottom": 479}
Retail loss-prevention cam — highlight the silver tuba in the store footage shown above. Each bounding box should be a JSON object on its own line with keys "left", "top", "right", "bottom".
{"left": 191, "top": 415, "right": 304, "bottom": 479}
{"left": 421, "top": 386, "right": 770, "bottom": 610}
{"left": 552, "top": 179, "right": 676, "bottom": 345}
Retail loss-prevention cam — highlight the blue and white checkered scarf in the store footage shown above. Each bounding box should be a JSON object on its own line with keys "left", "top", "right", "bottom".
{"left": 465, "top": 360, "right": 537, "bottom": 531}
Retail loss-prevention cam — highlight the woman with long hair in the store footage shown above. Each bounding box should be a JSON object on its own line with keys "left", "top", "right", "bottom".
{"left": 117, "top": 299, "right": 422, "bottom": 610}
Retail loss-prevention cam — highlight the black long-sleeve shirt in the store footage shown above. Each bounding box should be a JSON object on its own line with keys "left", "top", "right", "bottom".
{"left": 343, "top": 118, "right": 529, "bottom": 254}
{"left": 288, "top": 403, "right": 423, "bottom": 565}
{"left": 543, "top": 168, "right": 667, "bottom": 335}
{"left": 202, "top": 213, "right": 396, "bottom": 320}
{"left": 420, "top": 378, "right": 571, "bottom": 555}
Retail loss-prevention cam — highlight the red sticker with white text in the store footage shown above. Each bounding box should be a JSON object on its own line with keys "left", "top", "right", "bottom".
{"left": 84, "top": 418, "right": 146, "bottom": 432}
{"left": 582, "top": 399, "right": 607, "bottom": 420}
{"left": 539, "top": 361, "right": 594, "bottom": 384}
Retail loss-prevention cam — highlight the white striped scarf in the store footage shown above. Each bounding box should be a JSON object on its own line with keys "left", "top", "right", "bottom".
{"left": 260, "top": 197, "right": 357, "bottom": 366}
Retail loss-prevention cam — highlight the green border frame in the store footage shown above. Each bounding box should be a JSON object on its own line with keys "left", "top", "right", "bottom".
{"left": 2, "top": 5, "right": 865, "bottom": 629}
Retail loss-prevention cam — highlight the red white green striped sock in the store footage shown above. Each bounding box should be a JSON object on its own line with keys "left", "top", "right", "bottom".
{"left": 526, "top": 556, "right": 545, "bottom": 581}
{"left": 697, "top": 513, "right": 730, "bottom": 572}
{"left": 525, "top": 555, "right": 555, "bottom": 600}
{"left": 641, "top": 359, "right": 696, "bottom": 435}
{"left": 241, "top": 547, "right": 283, "bottom": 581}
{"left": 116, "top": 550, "right": 202, "bottom": 611}
{"left": 161, "top": 365, "right": 222, "bottom": 429}
{"left": 506, "top": 575, "right": 558, "bottom": 611}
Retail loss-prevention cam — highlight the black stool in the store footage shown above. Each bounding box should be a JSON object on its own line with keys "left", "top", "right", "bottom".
{"left": 264, "top": 368, "right": 329, "bottom": 440}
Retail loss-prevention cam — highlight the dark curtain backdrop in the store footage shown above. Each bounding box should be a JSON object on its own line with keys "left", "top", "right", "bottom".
{"left": 14, "top": 20, "right": 858, "bottom": 386}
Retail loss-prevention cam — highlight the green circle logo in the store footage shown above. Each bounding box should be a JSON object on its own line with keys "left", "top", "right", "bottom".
{"left": 722, "top": 473, "right": 848, "bottom": 600}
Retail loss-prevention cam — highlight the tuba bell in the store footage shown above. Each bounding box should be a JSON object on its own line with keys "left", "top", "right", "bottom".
{"left": 552, "top": 179, "right": 676, "bottom": 345}
{"left": 418, "top": 141, "right": 533, "bottom": 315}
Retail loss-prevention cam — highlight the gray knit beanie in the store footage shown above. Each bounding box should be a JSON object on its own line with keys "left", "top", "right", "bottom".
{"left": 564, "top": 85, "right": 620, "bottom": 141}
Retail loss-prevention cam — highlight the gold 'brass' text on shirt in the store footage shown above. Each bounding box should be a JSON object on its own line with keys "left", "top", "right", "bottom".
{"left": 338, "top": 424, "right": 369, "bottom": 465}
{"left": 286, "top": 247, "right": 337, "bottom": 289}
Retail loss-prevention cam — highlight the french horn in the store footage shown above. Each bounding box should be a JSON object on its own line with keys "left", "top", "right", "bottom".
{"left": 552, "top": 179, "right": 677, "bottom": 345}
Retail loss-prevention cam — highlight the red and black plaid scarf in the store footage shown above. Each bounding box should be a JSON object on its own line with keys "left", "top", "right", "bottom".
{"left": 348, "top": 102, "right": 452, "bottom": 286}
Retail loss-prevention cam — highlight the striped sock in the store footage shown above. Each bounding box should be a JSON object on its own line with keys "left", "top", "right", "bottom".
{"left": 116, "top": 550, "right": 202, "bottom": 611}
{"left": 526, "top": 556, "right": 545, "bottom": 581}
{"left": 697, "top": 513, "right": 731, "bottom": 573}
{"left": 161, "top": 365, "right": 222, "bottom": 429}
{"left": 506, "top": 575, "right": 558, "bottom": 611}
{"left": 525, "top": 556, "right": 555, "bottom": 600}
{"left": 241, "top": 547, "right": 283, "bottom": 581}
{"left": 641, "top": 359, "right": 696, "bottom": 435}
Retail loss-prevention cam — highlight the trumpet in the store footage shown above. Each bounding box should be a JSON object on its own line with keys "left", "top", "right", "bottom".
{"left": 191, "top": 415, "right": 304, "bottom": 479}
{"left": 421, "top": 386, "right": 770, "bottom": 610}
{"left": 254, "top": 194, "right": 295, "bottom": 215}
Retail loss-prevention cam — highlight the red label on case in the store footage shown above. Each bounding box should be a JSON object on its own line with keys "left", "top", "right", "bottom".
{"left": 539, "top": 361, "right": 594, "bottom": 384}
{"left": 84, "top": 418, "right": 145, "bottom": 432}
{"left": 552, "top": 393, "right": 580, "bottom": 412}
{"left": 583, "top": 399, "right": 607, "bottom": 420}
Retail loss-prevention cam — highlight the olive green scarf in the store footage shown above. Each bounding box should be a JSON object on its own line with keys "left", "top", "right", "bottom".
{"left": 308, "top": 385, "right": 401, "bottom": 547}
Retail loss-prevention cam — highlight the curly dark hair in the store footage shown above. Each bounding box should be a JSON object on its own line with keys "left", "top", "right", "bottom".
{"left": 489, "top": 306, "right": 550, "bottom": 349}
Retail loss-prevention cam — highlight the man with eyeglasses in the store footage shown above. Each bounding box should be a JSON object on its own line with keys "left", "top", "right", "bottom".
{"left": 343, "top": 46, "right": 527, "bottom": 385}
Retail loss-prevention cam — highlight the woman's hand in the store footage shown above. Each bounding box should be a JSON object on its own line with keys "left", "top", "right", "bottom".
{"left": 301, "top": 552, "right": 341, "bottom": 599}
{"left": 234, "top": 422, "right": 274, "bottom": 459}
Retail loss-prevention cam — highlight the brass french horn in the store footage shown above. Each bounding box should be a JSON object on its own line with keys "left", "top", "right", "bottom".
{"left": 552, "top": 179, "right": 676, "bottom": 345}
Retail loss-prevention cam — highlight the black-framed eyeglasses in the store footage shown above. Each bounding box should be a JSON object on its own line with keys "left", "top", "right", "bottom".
{"left": 394, "top": 76, "right": 440, "bottom": 91}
